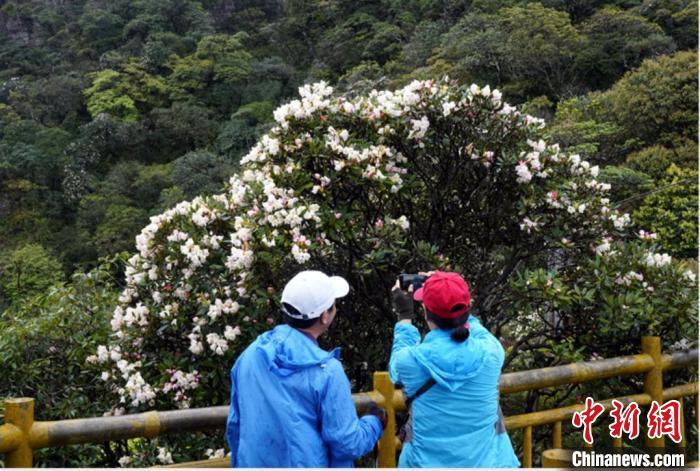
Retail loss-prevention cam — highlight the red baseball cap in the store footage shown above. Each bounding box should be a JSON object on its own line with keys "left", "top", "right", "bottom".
{"left": 413, "top": 271, "right": 471, "bottom": 319}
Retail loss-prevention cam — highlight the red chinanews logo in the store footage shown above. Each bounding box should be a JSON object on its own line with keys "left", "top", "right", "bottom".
{"left": 571, "top": 397, "right": 682, "bottom": 444}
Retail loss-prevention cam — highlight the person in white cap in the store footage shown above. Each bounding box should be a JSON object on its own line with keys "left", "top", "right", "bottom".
{"left": 225, "top": 270, "right": 387, "bottom": 467}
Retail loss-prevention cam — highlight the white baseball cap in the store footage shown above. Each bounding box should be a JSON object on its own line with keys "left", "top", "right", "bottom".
{"left": 281, "top": 270, "right": 350, "bottom": 319}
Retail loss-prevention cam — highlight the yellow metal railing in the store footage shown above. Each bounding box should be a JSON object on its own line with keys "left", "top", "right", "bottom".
{"left": 0, "top": 336, "right": 697, "bottom": 467}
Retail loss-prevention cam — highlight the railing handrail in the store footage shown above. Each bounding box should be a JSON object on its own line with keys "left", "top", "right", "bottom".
{"left": 1, "top": 344, "right": 698, "bottom": 466}
{"left": 499, "top": 353, "right": 654, "bottom": 394}
{"left": 499, "top": 350, "right": 696, "bottom": 394}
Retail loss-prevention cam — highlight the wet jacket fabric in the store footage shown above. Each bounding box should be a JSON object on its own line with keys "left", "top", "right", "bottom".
{"left": 389, "top": 315, "right": 520, "bottom": 468}
{"left": 226, "top": 324, "right": 382, "bottom": 467}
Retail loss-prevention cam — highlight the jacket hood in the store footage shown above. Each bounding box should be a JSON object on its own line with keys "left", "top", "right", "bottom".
{"left": 411, "top": 315, "right": 485, "bottom": 391}
{"left": 256, "top": 324, "right": 340, "bottom": 377}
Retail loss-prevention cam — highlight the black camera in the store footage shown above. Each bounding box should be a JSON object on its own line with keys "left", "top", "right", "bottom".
{"left": 399, "top": 273, "right": 428, "bottom": 291}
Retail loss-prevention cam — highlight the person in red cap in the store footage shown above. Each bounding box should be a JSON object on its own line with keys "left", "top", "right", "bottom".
{"left": 389, "top": 271, "right": 519, "bottom": 467}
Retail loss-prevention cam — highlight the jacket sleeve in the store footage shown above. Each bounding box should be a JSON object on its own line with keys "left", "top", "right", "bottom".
{"left": 320, "top": 359, "right": 383, "bottom": 462}
{"left": 389, "top": 323, "right": 424, "bottom": 395}
{"left": 225, "top": 361, "right": 240, "bottom": 467}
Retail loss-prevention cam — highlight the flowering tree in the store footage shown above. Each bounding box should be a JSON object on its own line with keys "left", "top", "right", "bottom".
{"left": 89, "top": 79, "right": 697, "bottom": 463}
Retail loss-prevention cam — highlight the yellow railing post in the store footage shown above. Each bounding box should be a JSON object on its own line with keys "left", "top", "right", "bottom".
{"left": 552, "top": 421, "right": 562, "bottom": 449}
{"left": 523, "top": 426, "right": 532, "bottom": 467}
{"left": 4, "top": 398, "right": 34, "bottom": 467}
{"left": 373, "top": 371, "right": 396, "bottom": 468}
{"left": 641, "top": 336, "right": 665, "bottom": 449}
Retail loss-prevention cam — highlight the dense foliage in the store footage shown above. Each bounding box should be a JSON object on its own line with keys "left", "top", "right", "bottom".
{"left": 88, "top": 79, "right": 696, "bottom": 464}
{"left": 0, "top": 0, "right": 696, "bottom": 277}
{"left": 0, "top": 0, "right": 697, "bottom": 466}
{"left": 0, "top": 261, "right": 119, "bottom": 465}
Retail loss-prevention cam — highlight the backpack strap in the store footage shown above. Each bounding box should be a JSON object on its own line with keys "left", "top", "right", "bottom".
{"left": 495, "top": 403, "right": 506, "bottom": 434}
{"left": 404, "top": 377, "right": 437, "bottom": 408}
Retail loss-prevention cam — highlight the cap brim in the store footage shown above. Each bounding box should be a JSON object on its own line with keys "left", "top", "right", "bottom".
{"left": 413, "top": 287, "right": 424, "bottom": 301}
{"left": 330, "top": 276, "right": 350, "bottom": 298}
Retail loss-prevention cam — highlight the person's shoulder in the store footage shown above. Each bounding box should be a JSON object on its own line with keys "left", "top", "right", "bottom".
{"left": 311, "top": 357, "right": 352, "bottom": 396}
{"left": 233, "top": 331, "right": 267, "bottom": 363}
{"left": 467, "top": 316, "right": 497, "bottom": 340}
{"left": 466, "top": 317, "right": 505, "bottom": 363}
{"left": 230, "top": 343, "right": 253, "bottom": 371}
{"left": 320, "top": 356, "right": 345, "bottom": 375}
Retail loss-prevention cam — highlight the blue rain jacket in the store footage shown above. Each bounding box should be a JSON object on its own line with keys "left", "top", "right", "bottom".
{"left": 389, "top": 315, "right": 520, "bottom": 468}
{"left": 226, "top": 324, "right": 382, "bottom": 467}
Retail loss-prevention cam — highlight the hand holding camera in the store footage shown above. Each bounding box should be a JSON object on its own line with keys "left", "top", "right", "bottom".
{"left": 398, "top": 273, "right": 429, "bottom": 291}
{"left": 392, "top": 287, "right": 415, "bottom": 321}
{"left": 392, "top": 272, "right": 431, "bottom": 321}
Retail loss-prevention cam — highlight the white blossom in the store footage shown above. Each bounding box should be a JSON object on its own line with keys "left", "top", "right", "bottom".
{"left": 180, "top": 239, "right": 209, "bottom": 267}
{"left": 206, "top": 333, "right": 229, "bottom": 355}
{"left": 162, "top": 370, "right": 200, "bottom": 395}
{"left": 188, "top": 331, "right": 204, "bottom": 355}
{"left": 669, "top": 338, "right": 693, "bottom": 352}
{"left": 408, "top": 116, "right": 430, "bottom": 140}
{"left": 226, "top": 248, "right": 254, "bottom": 272}
{"left": 595, "top": 239, "right": 612, "bottom": 255}
{"left": 442, "top": 101, "right": 457, "bottom": 116}
{"left": 206, "top": 448, "right": 226, "bottom": 459}
{"left": 261, "top": 135, "right": 280, "bottom": 156}
{"left": 520, "top": 217, "right": 540, "bottom": 233}
{"left": 291, "top": 244, "right": 311, "bottom": 263}
{"left": 388, "top": 215, "right": 410, "bottom": 230}
{"left": 208, "top": 298, "right": 241, "bottom": 320}
{"left": 615, "top": 271, "right": 644, "bottom": 286}
{"left": 515, "top": 162, "right": 533, "bottom": 183}
{"left": 638, "top": 230, "right": 658, "bottom": 241}
{"left": 644, "top": 252, "right": 672, "bottom": 268}
{"left": 192, "top": 207, "right": 214, "bottom": 227}
{"left": 157, "top": 447, "right": 173, "bottom": 465}
{"left": 124, "top": 372, "right": 157, "bottom": 407}
{"left": 224, "top": 325, "right": 242, "bottom": 341}
{"left": 609, "top": 213, "right": 631, "bottom": 229}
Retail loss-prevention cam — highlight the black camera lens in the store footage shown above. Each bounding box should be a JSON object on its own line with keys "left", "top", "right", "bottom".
{"left": 399, "top": 274, "right": 428, "bottom": 291}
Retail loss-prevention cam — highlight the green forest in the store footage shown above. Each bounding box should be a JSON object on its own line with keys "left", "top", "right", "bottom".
{"left": 0, "top": 0, "right": 697, "bottom": 466}
{"left": 1, "top": 0, "right": 697, "bottom": 288}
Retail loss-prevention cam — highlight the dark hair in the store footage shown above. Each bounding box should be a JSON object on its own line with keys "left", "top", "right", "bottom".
{"left": 282, "top": 302, "right": 320, "bottom": 329}
{"left": 425, "top": 309, "right": 470, "bottom": 342}
{"left": 282, "top": 302, "right": 336, "bottom": 329}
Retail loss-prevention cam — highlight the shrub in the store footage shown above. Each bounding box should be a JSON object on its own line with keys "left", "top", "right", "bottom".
{"left": 0, "top": 243, "right": 63, "bottom": 308}
{"left": 90, "top": 79, "right": 697, "bottom": 463}
{"left": 633, "top": 165, "right": 698, "bottom": 258}
{"left": 625, "top": 140, "right": 698, "bottom": 182}
{"left": 0, "top": 262, "right": 119, "bottom": 466}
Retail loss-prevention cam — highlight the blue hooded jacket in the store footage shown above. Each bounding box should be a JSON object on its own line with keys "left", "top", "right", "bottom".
{"left": 389, "top": 315, "right": 520, "bottom": 468}
{"left": 226, "top": 324, "right": 382, "bottom": 467}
